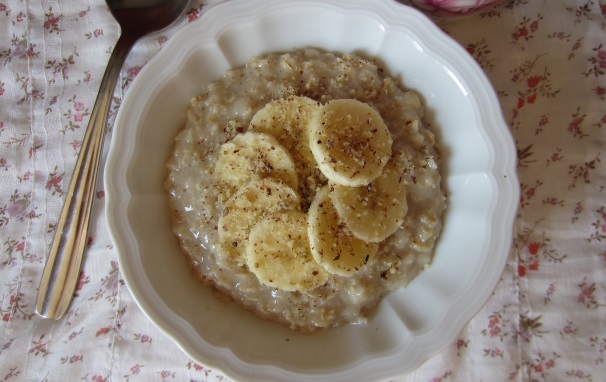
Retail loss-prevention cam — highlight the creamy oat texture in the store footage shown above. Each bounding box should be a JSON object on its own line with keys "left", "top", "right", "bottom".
{"left": 165, "top": 48, "right": 446, "bottom": 332}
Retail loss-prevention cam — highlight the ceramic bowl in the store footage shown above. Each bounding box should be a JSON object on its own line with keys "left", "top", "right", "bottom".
{"left": 105, "top": 0, "right": 518, "bottom": 380}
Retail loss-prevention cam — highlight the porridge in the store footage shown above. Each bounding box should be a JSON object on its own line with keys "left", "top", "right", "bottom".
{"left": 165, "top": 48, "right": 446, "bottom": 332}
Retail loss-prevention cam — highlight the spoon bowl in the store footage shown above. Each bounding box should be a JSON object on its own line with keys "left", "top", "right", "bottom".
{"left": 110, "top": 0, "right": 191, "bottom": 43}
{"left": 36, "top": 0, "right": 190, "bottom": 320}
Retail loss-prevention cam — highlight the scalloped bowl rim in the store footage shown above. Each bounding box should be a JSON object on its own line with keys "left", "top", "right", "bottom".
{"left": 104, "top": 0, "right": 518, "bottom": 381}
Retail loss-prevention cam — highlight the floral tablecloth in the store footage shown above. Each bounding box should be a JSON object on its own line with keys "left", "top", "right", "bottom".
{"left": 1, "top": 0, "right": 605, "bottom": 381}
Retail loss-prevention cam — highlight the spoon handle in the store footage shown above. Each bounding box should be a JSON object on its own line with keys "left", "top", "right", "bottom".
{"left": 36, "top": 37, "right": 131, "bottom": 320}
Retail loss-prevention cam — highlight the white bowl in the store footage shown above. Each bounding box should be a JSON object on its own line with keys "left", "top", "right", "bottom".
{"left": 105, "top": 0, "right": 518, "bottom": 380}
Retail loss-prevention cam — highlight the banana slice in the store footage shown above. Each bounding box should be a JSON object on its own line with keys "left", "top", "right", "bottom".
{"left": 330, "top": 161, "right": 408, "bottom": 243}
{"left": 249, "top": 95, "right": 319, "bottom": 169}
{"left": 214, "top": 131, "right": 299, "bottom": 203}
{"left": 217, "top": 178, "right": 300, "bottom": 266}
{"left": 249, "top": 96, "right": 324, "bottom": 206}
{"left": 308, "top": 186, "right": 379, "bottom": 276}
{"left": 309, "top": 99, "right": 392, "bottom": 187}
{"left": 247, "top": 210, "right": 329, "bottom": 292}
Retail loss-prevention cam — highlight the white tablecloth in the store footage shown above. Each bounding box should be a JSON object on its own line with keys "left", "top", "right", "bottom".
{"left": 1, "top": 0, "right": 605, "bottom": 380}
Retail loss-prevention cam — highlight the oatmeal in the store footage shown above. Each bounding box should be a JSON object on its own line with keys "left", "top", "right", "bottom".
{"left": 165, "top": 48, "right": 446, "bottom": 332}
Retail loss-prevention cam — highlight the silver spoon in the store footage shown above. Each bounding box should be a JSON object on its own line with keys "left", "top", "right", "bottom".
{"left": 36, "top": 0, "right": 190, "bottom": 320}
